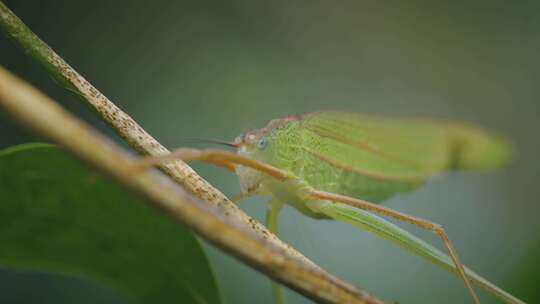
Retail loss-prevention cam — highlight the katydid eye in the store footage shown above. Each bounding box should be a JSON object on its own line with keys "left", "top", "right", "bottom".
{"left": 257, "top": 138, "right": 268, "bottom": 149}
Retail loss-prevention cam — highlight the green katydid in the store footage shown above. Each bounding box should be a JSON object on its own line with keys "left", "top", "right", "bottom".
{"left": 140, "top": 111, "right": 524, "bottom": 304}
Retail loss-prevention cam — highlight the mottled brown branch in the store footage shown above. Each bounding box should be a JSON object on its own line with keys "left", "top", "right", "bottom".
{"left": 0, "top": 66, "right": 384, "bottom": 304}
{"left": 0, "top": 2, "right": 384, "bottom": 304}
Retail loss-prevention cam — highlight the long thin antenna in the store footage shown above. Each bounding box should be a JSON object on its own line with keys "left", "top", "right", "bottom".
{"left": 177, "top": 138, "right": 240, "bottom": 148}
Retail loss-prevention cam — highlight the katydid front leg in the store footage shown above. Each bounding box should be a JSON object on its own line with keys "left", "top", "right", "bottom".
{"left": 139, "top": 149, "right": 291, "bottom": 304}
{"left": 138, "top": 148, "right": 292, "bottom": 180}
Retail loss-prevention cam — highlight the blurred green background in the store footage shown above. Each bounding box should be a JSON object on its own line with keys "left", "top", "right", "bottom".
{"left": 1, "top": 1, "right": 539, "bottom": 303}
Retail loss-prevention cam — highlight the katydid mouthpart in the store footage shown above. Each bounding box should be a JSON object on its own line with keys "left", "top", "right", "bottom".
{"left": 139, "top": 111, "right": 524, "bottom": 304}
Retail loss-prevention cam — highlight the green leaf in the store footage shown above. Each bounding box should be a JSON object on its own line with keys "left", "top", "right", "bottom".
{"left": 0, "top": 143, "right": 221, "bottom": 304}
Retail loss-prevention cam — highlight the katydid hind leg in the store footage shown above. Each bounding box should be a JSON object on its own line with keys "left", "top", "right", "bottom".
{"left": 308, "top": 190, "right": 479, "bottom": 304}
{"left": 307, "top": 200, "right": 525, "bottom": 304}
{"left": 266, "top": 200, "right": 286, "bottom": 304}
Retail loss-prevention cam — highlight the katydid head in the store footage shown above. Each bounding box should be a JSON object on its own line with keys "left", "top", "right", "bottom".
{"left": 193, "top": 114, "right": 305, "bottom": 195}
{"left": 182, "top": 131, "right": 272, "bottom": 194}
{"left": 233, "top": 130, "right": 271, "bottom": 194}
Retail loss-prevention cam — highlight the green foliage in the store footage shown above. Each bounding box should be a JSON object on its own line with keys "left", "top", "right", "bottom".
{"left": 0, "top": 143, "right": 221, "bottom": 304}
{"left": 511, "top": 239, "right": 540, "bottom": 303}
